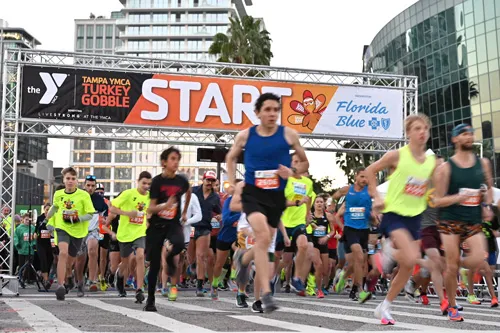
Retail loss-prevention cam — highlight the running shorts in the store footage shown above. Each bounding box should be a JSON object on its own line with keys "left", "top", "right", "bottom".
{"left": 328, "top": 248, "right": 337, "bottom": 260}
{"left": 343, "top": 226, "right": 369, "bottom": 254}
{"left": 119, "top": 236, "right": 146, "bottom": 258}
{"left": 241, "top": 184, "right": 285, "bottom": 229}
{"left": 312, "top": 237, "right": 329, "bottom": 254}
{"left": 421, "top": 225, "right": 443, "bottom": 253}
{"left": 99, "top": 233, "right": 110, "bottom": 250}
{"left": 380, "top": 212, "right": 422, "bottom": 240}
{"left": 55, "top": 229, "right": 84, "bottom": 258}
{"left": 437, "top": 220, "right": 483, "bottom": 243}
{"left": 216, "top": 239, "right": 233, "bottom": 252}
{"left": 283, "top": 225, "right": 307, "bottom": 253}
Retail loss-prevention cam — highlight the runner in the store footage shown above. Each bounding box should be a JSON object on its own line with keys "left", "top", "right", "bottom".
{"left": 145, "top": 147, "right": 191, "bottom": 311}
{"left": 96, "top": 184, "right": 111, "bottom": 291}
{"left": 366, "top": 114, "right": 436, "bottom": 325}
{"left": 45, "top": 167, "right": 95, "bottom": 301}
{"left": 108, "top": 171, "right": 152, "bottom": 303}
{"left": 226, "top": 92, "right": 309, "bottom": 312}
{"left": 35, "top": 203, "right": 54, "bottom": 290}
{"left": 433, "top": 124, "right": 494, "bottom": 321}
{"left": 333, "top": 168, "right": 373, "bottom": 302}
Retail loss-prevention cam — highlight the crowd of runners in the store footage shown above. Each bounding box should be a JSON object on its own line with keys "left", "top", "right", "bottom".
{"left": 7, "top": 92, "right": 500, "bottom": 325}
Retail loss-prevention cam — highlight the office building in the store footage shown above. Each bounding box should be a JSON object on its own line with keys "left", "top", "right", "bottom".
{"left": 72, "top": 0, "right": 253, "bottom": 195}
{"left": 364, "top": 0, "right": 500, "bottom": 183}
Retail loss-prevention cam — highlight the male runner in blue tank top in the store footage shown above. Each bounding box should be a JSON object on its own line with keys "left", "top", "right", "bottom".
{"left": 226, "top": 92, "right": 309, "bottom": 313}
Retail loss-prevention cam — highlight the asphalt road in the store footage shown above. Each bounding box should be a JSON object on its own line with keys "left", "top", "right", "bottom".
{"left": 1, "top": 285, "right": 500, "bottom": 333}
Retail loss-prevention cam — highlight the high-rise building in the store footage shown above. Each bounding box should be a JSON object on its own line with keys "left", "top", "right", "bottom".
{"left": 71, "top": 0, "right": 254, "bottom": 195}
{"left": 363, "top": 0, "right": 500, "bottom": 184}
{"left": 0, "top": 19, "right": 47, "bottom": 207}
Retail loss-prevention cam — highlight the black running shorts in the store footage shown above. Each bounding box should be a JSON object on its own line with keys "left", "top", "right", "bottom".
{"left": 241, "top": 184, "right": 286, "bottom": 229}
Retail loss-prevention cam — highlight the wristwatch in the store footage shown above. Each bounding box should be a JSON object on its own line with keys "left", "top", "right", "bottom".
{"left": 295, "top": 200, "right": 300, "bottom": 207}
{"left": 291, "top": 167, "right": 297, "bottom": 174}
{"left": 481, "top": 203, "right": 493, "bottom": 209}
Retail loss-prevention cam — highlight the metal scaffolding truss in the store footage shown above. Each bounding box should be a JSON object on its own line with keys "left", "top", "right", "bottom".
{"left": 0, "top": 49, "right": 418, "bottom": 274}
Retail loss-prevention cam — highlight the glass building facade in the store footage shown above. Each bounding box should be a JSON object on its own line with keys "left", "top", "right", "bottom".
{"left": 364, "top": 0, "right": 500, "bottom": 184}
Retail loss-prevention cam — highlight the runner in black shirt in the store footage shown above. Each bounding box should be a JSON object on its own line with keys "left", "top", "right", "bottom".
{"left": 145, "top": 147, "right": 191, "bottom": 311}
{"left": 35, "top": 203, "right": 53, "bottom": 289}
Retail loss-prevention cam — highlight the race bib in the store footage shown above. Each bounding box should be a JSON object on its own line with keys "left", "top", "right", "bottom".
{"left": 404, "top": 177, "right": 428, "bottom": 197}
{"left": 313, "top": 226, "right": 326, "bottom": 237}
{"left": 459, "top": 188, "right": 481, "bottom": 207}
{"left": 158, "top": 203, "right": 178, "bottom": 220}
{"left": 211, "top": 218, "right": 220, "bottom": 229}
{"left": 349, "top": 207, "right": 365, "bottom": 220}
{"left": 50, "top": 238, "right": 55, "bottom": 248}
{"left": 23, "top": 232, "right": 30, "bottom": 241}
{"left": 62, "top": 209, "right": 79, "bottom": 223}
{"left": 255, "top": 170, "right": 279, "bottom": 190}
{"left": 40, "top": 230, "right": 51, "bottom": 239}
{"left": 98, "top": 233, "right": 105, "bottom": 241}
{"left": 130, "top": 211, "right": 145, "bottom": 225}
{"left": 293, "top": 182, "right": 307, "bottom": 195}
{"left": 246, "top": 236, "right": 256, "bottom": 249}
{"left": 189, "top": 227, "right": 195, "bottom": 238}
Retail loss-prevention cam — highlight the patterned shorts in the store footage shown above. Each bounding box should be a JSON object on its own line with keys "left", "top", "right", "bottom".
{"left": 437, "top": 220, "right": 483, "bottom": 243}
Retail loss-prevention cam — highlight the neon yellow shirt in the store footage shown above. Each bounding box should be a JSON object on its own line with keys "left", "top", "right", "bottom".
{"left": 47, "top": 215, "right": 57, "bottom": 246}
{"left": 282, "top": 177, "right": 314, "bottom": 228}
{"left": 53, "top": 188, "right": 95, "bottom": 238}
{"left": 306, "top": 191, "right": 317, "bottom": 234}
{"left": 383, "top": 145, "right": 435, "bottom": 217}
{"left": 112, "top": 188, "right": 150, "bottom": 243}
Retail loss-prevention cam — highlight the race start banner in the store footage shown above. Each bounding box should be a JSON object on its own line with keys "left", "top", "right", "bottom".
{"left": 21, "top": 65, "right": 405, "bottom": 139}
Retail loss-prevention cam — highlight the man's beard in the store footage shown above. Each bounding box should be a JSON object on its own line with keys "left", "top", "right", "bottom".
{"left": 460, "top": 144, "right": 474, "bottom": 151}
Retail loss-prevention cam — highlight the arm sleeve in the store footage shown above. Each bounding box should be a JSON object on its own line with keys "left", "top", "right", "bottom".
{"left": 213, "top": 194, "right": 222, "bottom": 215}
{"left": 150, "top": 177, "right": 161, "bottom": 200}
{"left": 185, "top": 195, "right": 202, "bottom": 226}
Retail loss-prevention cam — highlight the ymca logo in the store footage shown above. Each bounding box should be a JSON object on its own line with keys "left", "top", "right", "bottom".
{"left": 27, "top": 72, "right": 68, "bottom": 104}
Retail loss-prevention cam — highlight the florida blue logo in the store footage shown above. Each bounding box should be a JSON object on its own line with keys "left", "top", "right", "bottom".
{"left": 381, "top": 118, "right": 391, "bottom": 130}
{"left": 369, "top": 117, "right": 380, "bottom": 130}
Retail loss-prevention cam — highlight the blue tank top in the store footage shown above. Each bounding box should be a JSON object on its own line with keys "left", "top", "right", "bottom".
{"left": 344, "top": 185, "right": 372, "bottom": 229}
{"left": 244, "top": 125, "right": 291, "bottom": 191}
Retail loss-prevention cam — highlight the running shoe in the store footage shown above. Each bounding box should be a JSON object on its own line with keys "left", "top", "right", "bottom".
{"left": 251, "top": 300, "right": 264, "bottom": 313}
{"left": 316, "top": 289, "right": 325, "bottom": 299}
{"left": 373, "top": 240, "right": 396, "bottom": 275}
{"left": 270, "top": 275, "right": 278, "bottom": 296}
{"left": 143, "top": 297, "right": 157, "bottom": 312}
{"left": 236, "top": 292, "right": 249, "bottom": 308}
{"left": 335, "top": 271, "right": 346, "bottom": 294}
{"left": 359, "top": 290, "right": 372, "bottom": 304}
{"left": 168, "top": 287, "right": 178, "bottom": 301}
{"left": 322, "top": 287, "right": 329, "bottom": 296}
{"left": 420, "top": 295, "right": 430, "bottom": 305}
{"left": 456, "top": 303, "right": 464, "bottom": 311}
{"left": 161, "top": 288, "right": 169, "bottom": 297}
{"left": 306, "top": 286, "right": 316, "bottom": 296}
{"left": 65, "top": 276, "right": 75, "bottom": 294}
{"left": 440, "top": 299, "right": 450, "bottom": 315}
{"left": 261, "top": 292, "right": 278, "bottom": 313}
{"left": 56, "top": 285, "right": 66, "bottom": 301}
{"left": 211, "top": 286, "right": 218, "bottom": 300}
{"left": 88, "top": 281, "right": 98, "bottom": 292}
{"left": 136, "top": 289, "right": 145, "bottom": 303}
{"left": 227, "top": 279, "right": 238, "bottom": 292}
{"left": 374, "top": 301, "right": 395, "bottom": 325}
{"left": 77, "top": 283, "right": 85, "bottom": 298}
{"left": 196, "top": 288, "right": 205, "bottom": 297}
{"left": 117, "top": 275, "right": 126, "bottom": 297}
{"left": 447, "top": 306, "right": 464, "bottom": 322}
{"left": 99, "top": 277, "right": 108, "bottom": 292}
{"left": 291, "top": 277, "right": 305, "bottom": 292}
{"left": 491, "top": 296, "right": 498, "bottom": 308}
{"left": 349, "top": 288, "right": 358, "bottom": 301}
{"left": 404, "top": 279, "right": 417, "bottom": 303}
{"left": 467, "top": 294, "right": 481, "bottom": 305}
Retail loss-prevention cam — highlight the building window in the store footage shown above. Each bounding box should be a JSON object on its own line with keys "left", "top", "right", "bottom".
{"left": 95, "top": 153, "right": 112, "bottom": 163}
{"left": 116, "top": 153, "right": 132, "bottom": 163}
{"left": 96, "top": 38, "right": 103, "bottom": 49}
{"left": 95, "top": 141, "right": 112, "bottom": 150}
{"left": 115, "top": 141, "right": 133, "bottom": 150}
{"left": 96, "top": 25, "right": 104, "bottom": 37}
{"left": 74, "top": 139, "right": 91, "bottom": 150}
{"left": 86, "top": 37, "right": 93, "bottom": 49}
{"left": 136, "top": 152, "right": 155, "bottom": 163}
{"left": 73, "top": 152, "right": 91, "bottom": 162}
{"left": 94, "top": 167, "right": 111, "bottom": 179}
{"left": 105, "top": 37, "right": 113, "bottom": 48}
{"left": 77, "top": 38, "right": 84, "bottom": 49}
{"left": 105, "top": 25, "right": 114, "bottom": 37}
{"left": 75, "top": 167, "right": 91, "bottom": 179}
{"left": 115, "top": 168, "right": 132, "bottom": 180}
{"left": 77, "top": 25, "right": 85, "bottom": 37}
{"left": 114, "top": 182, "right": 132, "bottom": 193}
{"left": 86, "top": 25, "right": 94, "bottom": 37}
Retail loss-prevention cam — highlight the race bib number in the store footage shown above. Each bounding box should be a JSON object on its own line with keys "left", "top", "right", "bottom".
{"left": 40, "top": 230, "right": 51, "bottom": 239}
{"left": 255, "top": 170, "right": 279, "bottom": 190}
{"left": 211, "top": 218, "right": 220, "bottom": 229}
{"left": 62, "top": 209, "right": 79, "bottom": 223}
{"left": 293, "top": 182, "right": 307, "bottom": 196}
{"left": 459, "top": 188, "right": 481, "bottom": 207}
{"left": 130, "top": 211, "right": 145, "bottom": 225}
{"left": 158, "top": 203, "right": 178, "bottom": 220}
{"left": 349, "top": 207, "right": 365, "bottom": 220}
{"left": 313, "top": 226, "right": 326, "bottom": 237}
{"left": 404, "top": 177, "right": 428, "bottom": 197}
{"left": 23, "top": 233, "right": 30, "bottom": 241}
{"left": 98, "top": 233, "right": 105, "bottom": 241}
{"left": 246, "top": 236, "right": 256, "bottom": 249}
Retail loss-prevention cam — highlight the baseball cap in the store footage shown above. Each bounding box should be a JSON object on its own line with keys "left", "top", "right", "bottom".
{"left": 96, "top": 183, "right": 105, "bottom": 190}
{"left": 452, "top": 124, "right": 474, "bottom": 137}
{"left": 203, "top": 171, "right": 217, "bottom": 180}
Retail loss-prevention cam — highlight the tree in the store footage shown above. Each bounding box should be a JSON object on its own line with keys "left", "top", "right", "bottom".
{"left": 310, "top": 175, "right": 337, "bottom": 195}
{"left": 208, "top": 16, "right": 273, "bottom": 76}
{"left": 335, "top": 141, "right": 383, "bottom": 183}
{"left": 469, "top": 81, "right": 479, "bottom": 100}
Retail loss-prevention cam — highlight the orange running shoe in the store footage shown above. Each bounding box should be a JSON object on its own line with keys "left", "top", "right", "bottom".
{"left": 440, "top": 299, "right": 449, "bottom": 315}
{"left": 317, "top": 289, "right": 325, "bottom": 299}
{"left": 491, "top": 297, "right": 498, "bottom": 308}
{"left": 420, "top": 295, "right": 430, "bottom": 305}
{"left": 447, "top": 307, "right": 464, "bottom": 322}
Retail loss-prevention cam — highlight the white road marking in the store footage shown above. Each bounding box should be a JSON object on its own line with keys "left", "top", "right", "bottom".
{"left": 2, "top": 298, "right": 82, "bottom": 333}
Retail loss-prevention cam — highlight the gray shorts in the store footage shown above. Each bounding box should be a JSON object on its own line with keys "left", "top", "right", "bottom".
{"left": 119, "top": 236, "right": 146, "bottom": 258}
{"left": 86, "top": 229, "right": 100, "bottom": 245}
{"left": 56, "top": 229, "right": 85, "bottom": 258}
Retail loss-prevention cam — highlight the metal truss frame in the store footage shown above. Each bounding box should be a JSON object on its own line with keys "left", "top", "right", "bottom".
{"left": 0, "top": 49, "right": 418, "bottom": 274}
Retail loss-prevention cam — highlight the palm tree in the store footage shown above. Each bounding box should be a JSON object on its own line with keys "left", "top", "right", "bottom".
{"left": 469, "top": 81, "right": 479, "bottom": 100}
{"left": 209, "top": 16, "right": 273, "bottom": 69}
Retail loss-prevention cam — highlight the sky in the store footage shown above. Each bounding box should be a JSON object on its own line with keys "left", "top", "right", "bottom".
{"left": 1, "top": 0, "right": 419, "bottom": 187}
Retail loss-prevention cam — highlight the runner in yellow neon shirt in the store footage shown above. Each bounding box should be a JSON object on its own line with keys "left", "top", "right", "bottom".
{"left": 108, "top": 171, "right": 152, "bottom": 304}
{"left": 45, "top": 167, "right": 95, "bottom": 301}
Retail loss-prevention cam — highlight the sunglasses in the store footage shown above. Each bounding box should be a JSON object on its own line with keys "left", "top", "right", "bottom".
{"left": 85, "top": 175, "right": 97, "bottom": 181}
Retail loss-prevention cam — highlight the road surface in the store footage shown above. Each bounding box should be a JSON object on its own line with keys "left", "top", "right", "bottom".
{"left": 1, "top": 286, "right": 500, "bottom": 333}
